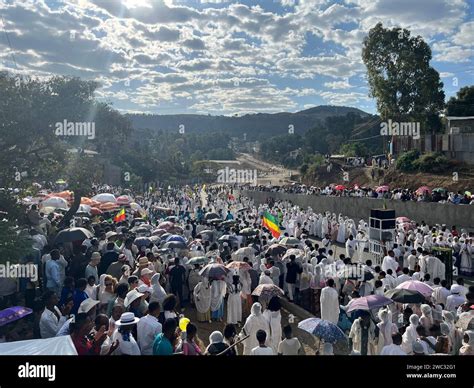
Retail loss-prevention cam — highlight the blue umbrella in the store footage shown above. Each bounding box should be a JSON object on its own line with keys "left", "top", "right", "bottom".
{"left": 165, "top": 235, "right": 186, "bottom": 243}
{"left": 134, "top": 237, "right": 151, "bottom": 248}
{"left": 298, "top": 318, "right": 346, "bottom": 343}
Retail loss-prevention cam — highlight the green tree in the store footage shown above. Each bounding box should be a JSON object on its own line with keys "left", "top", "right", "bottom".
{"left": 446, "top": 86, "right": 474, "bottom": 116}
{"left": 362, "top": 23, "right": 445, "bottom": 132}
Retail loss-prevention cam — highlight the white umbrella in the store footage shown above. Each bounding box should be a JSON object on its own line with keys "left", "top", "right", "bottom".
{"left": 40, "top": 196, "right": 69, "bottom": 210}
{"left": 92, "top": 193, "right": 116, "bottom": 203}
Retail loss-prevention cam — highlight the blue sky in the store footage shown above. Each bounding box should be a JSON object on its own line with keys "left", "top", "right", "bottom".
{"left": 0, "top": 0, "right": 472, "bottom": 115}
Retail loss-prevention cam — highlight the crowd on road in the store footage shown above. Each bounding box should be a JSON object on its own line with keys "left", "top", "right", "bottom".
{"left": 0, "top": 183, "right": 472, "bottom": 356}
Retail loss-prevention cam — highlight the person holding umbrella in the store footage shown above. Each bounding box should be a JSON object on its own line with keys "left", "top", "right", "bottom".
{"left": 348, "top": 311, "right": 378, "bottom": 355}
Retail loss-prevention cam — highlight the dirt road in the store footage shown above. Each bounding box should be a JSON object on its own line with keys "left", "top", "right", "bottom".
{"left": 236, "top": 153, "right": 299, "bottom": 185}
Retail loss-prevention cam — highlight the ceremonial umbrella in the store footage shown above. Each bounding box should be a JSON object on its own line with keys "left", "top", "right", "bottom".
{"left": 252, "top": 284, "right": 284, "bottom": 305}
{"left": 298, "top": 318, "right": 346, "bottom": 344}
{"left": 199, "top": 263, "right": 229, "bottom": 280}
{"left": 346, "top": 295, "right": 393, "bottom": 313}
{"left": 116, "top": 195, "right": 133, "bottom": 205}
{"left": 226, "top": 261, "right": 251, "bottom": 271}
{"left": 280, "top": 237, "right": 301, "bottom": 247}
{"left": 385, "top": 288, "right": 426, "bottom": 304}
{"left": 396, "top": 280, "right": 433, "bottom": 298}
{"left": 54, "top": 227, "right": 93, "bottom": 244}
{"left": 0, "top": 306, "right": 33, "bottom": 327}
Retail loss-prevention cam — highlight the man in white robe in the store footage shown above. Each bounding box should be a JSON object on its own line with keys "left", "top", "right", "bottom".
{"left": 320, "top": 279, "right": 340, "bottom": 324}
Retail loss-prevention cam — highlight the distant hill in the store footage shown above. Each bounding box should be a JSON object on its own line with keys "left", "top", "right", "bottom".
{"left": 126, "top": 105, "right": 371, "bottom": 140}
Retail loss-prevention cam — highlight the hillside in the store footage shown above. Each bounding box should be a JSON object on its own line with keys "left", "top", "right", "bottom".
{"left": 126, "top": 105, "right": 371, "bottom": 140}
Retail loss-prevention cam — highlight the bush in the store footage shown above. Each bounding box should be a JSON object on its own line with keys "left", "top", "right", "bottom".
{"left": 413, "top": 152, "right": 451, "bottom": 173}
{"left": 396, "top": 150, "right": 420, "bottom": 172}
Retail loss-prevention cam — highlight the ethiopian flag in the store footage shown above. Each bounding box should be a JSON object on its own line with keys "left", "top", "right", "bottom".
{"left": 262, "top": 211, "right": 281, "bottom": 238}
{"left": 113, "top": 208, "right": 126, "bottom": 223}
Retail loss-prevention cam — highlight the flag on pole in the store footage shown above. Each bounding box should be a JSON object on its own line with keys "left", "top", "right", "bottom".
{"left": 262, "top": 211, "right": 281, "bottom": 238}
{"left": 113, "top": 208, "right": 126, "bottom": 223}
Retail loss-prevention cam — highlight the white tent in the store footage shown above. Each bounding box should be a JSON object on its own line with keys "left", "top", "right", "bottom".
{"left": 0, "top": 335, "right": 77, "bottom": 355}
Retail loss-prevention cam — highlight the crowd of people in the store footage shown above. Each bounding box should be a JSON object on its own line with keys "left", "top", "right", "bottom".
{"left": 243, "top": 183, "right": 473, "bottom": 205}
{"left": 0, "top": 183, "right": 472, "bottom": 357}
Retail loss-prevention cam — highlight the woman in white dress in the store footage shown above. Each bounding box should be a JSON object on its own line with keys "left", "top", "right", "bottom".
{"left": 194, "top": 278, "right": 211, "bottom": 323}
{"left": 227, "top": 274, "right": 242, "bottom": 325}
{"left": 240, "top": 302, "right": 270, "bottom": 355}
{"left": 263, "top": 297, "right": 282, "bottom": 354}
{"left": 336, "top": 214, "right": 346, "bottom": 243}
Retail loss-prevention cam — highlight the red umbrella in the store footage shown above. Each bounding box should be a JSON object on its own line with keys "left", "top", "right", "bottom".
{"left": 334, "top": 185, "right": 346, "bottom": 191}
{"left": 375, "top": 185, "right": 389, "bottom": 193}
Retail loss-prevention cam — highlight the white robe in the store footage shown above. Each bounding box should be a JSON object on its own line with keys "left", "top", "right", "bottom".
{"left": 227, "top": 284, "right": 242, "bottom": 324}
{"left": 320, "top": 286, "right": 340, "bottom": 324}
{"left": 241, "top": 305, "right": 270, "bottom": 355}
{"left": 263, "top": 309, "right": 282, "bottom": 354}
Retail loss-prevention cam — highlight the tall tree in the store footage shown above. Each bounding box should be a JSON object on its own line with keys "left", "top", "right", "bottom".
{"left": 362, "top": 23, "right": 445, "bottom": 132}
{"left": 446, "top": 86, "right": 474, "bottom": 116}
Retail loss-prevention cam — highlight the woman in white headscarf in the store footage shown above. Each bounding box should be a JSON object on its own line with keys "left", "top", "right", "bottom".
{"left": 459, "top": 330, "right": 474, "bottom": 356}
{"left": 376, "top": 309, "right": 397, "bottom": 354}
{"left": 194, "top": 278, "right": 211, "bottom": 323}
{"left": 210, "top": 279, "right": 226, "bottom": 322}
{"left": 336, "top": 214, "right": 345, "bottom": 243}
{"left": 420, "top": 304, "right": 433, "bottom": 331}
{"left": 150, "top": 273, "right": 167, "bottom": 307}
{"left": 402, "top": 314, "right": 419, "bottom": 354}
{"left": 240, "top": 302, "right": 270, "bottom": 355}
{"left": 98, "top": 274, "right": 116, "bottom": 311}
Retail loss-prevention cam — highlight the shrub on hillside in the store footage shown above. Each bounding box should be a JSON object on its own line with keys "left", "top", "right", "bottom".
{"left": 413, "top": 152, "right": 451, "bottom": 173}
{"left": 396, "top": 150, "right": 420, "bottom": 172}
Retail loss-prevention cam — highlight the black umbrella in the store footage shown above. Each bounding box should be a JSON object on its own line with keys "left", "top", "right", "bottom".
{"left": 54, "top": 227, "right": 93, "bottom": 244}
{"left": 385, "top": 288, "right": 426, "bottom": 304}
{"left": 163, "top": 241, "right": 186, "bottom": 249}
{"left": 205, "top": 212, "right": 220, "bottom": 220}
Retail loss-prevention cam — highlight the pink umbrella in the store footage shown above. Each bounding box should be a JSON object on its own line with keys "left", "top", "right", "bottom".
{"left": 375, "top": 185, "right": 389, "bottom": 193}
{"left": 116, "top": 195, "right": 133, "bottom": 205}
{"left": 151, "top": 228, "right": 167, "bottom": 236}
{"left": 396, "top": 280, "right": 433, "bottom": 297}
{"left": 346, "top": 295, "right": 393, "bottom": 313}
{"left": 396, "top": 217, "right": 411, "bottom": 223}
{"left": 157, "top": 221, "right": 174, "bottom": 231}
{"left": 226, "top": 261, "right": 251, "bottom": 271}
{"left": 415, "top": 186, "right": 431, "bottom": 195}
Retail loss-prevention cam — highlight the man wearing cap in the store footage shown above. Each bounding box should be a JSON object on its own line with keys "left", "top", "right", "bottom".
{"left": 124, "top": 289, "right": 144, "bottom": 318}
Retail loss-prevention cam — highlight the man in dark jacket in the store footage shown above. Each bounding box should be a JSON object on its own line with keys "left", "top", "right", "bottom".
{"left": 286, "top": 255, "right": 302, "bottom": 302}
